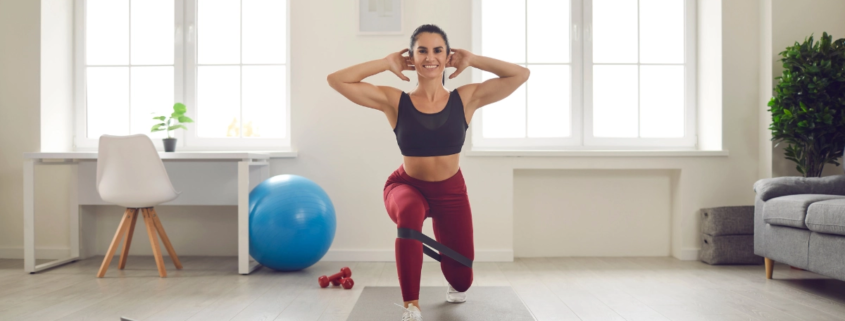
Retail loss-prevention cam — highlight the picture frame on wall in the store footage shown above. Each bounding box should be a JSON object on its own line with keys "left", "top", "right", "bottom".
{"left": 357, "top": 0, "right": 403, "bottom": 35}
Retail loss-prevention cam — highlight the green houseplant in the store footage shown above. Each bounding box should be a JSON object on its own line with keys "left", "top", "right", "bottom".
{"left": 768, "top": 32, "right": 845, "bottom": 177}
{"left": 151, "top": 102, "right": 194, "bottom": 152}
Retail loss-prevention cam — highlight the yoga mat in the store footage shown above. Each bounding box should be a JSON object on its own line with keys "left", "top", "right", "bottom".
{"left": 346, "top": 286, "right": 536, "bottom": 321}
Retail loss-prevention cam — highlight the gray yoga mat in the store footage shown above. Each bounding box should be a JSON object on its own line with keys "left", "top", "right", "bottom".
{"left": 347, "top": 286, "right": 536, "bottom": 321}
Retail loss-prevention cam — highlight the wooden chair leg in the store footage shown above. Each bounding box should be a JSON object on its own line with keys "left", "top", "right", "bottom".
{"left": 142, "top": 208, "right": 167, "bottom": 278}
{"left": 97, "top": 209, "right": 133, "bottom": 278}
{"left": 118, "top": 209, "right": 139, "bottom": 270}
{"left": 765, "top": 257, "right": 774, "bottom": 279}
{"left": 149, "top": 208, "right": 182, "bottom": 270}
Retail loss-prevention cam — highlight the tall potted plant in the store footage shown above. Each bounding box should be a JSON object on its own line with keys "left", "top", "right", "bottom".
{"left": 768, "top": 32, "right": 845, "bottom": 177}
{"left": 152, "top": 103, "right": 194, "bottom": 152}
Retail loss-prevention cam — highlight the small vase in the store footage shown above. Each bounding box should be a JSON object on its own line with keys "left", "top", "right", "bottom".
{"left": 163, "top": 138, "right": 177, "bottom": 152}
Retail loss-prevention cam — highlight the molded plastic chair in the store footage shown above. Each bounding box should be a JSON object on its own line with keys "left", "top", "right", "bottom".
{"left": 96, "top": 134, "right": 182, "bottom": 278}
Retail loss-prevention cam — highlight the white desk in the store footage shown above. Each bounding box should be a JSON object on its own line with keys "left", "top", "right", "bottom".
{"left": 23, "top": 151, "right": 294, "bottom": 275}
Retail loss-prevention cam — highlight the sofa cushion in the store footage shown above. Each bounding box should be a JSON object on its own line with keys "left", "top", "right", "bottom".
{"left": 763, "top": 194, "right": 845, "bottom": 229}
{"left": 806, "top": 199, "right": 845, "bottom": 236}
{"left": 754, "top": 175, "right": 845, "bottom": 201}
{"left": 809, "top": 232, "right": 845, "bottom": 281}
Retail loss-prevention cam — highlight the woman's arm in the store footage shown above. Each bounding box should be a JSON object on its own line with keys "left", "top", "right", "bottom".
{"left": 327, "top": 49, "right": 413, "bottom": 111}
{"left": 450, "top": 49, "right": 530, "bottom": 110}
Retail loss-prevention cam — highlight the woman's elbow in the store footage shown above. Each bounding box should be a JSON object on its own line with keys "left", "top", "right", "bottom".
{"left": 520, "top": 67, "right": 530, "bottom": 83}
{"left": 327, "top": 73, "right": 340, "bottom": 89}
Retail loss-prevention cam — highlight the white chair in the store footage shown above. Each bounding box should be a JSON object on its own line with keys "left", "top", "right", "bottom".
{"left": 96, "top": 134, "right": 182, "bottom": 278}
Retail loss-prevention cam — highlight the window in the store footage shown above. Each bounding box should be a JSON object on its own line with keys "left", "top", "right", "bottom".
{"left": 472, "top": 0, "right": 695, "bottom": 150}
{"left": 75, "top": 0, "right": 290, "bottom": 150}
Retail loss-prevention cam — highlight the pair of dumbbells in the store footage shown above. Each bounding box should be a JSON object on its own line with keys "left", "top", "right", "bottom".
{"left": 318, "top": 267, "right": 354, "bottom": 289}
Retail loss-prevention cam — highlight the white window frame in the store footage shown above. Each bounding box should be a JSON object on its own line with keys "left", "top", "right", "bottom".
{"left": 73, "top": 0, "right": 291, "bottom": 151}
{"left": 470, "top": 0, "right": 697, "bottom": 151}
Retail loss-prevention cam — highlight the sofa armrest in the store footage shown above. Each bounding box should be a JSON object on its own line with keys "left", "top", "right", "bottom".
{"left": 753, "top": 175, "right": 845, "bottom": 201}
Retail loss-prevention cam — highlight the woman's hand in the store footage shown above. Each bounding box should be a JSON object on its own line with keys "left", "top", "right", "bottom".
{"left": 446, "top": 48, "right": 475, "bottom": 79}
{"left": 384, "top": 49, "right": 415, "bottom": 82}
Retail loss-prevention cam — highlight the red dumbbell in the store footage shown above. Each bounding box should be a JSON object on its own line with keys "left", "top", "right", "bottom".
{"left": 340, "top": 277, "right": 354, "bottom": 289}
{"left": 318, "top": 267, "right": 352, "bottom": 288}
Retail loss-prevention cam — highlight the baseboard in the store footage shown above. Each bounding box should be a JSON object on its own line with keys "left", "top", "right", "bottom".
{"left": 1, "top": 246, "right": 699, "bottom": 262}
{"left": 321, "top": 249, "right": 514, "bottom": 262}
{"left": 0, "top": 246, "right": 515, "bottom": 262}
{"left": 673, "top": 248, "right": 700, "bottom": 261}
{"left": 0, "top": 246, "right": 71, "bottom": 260}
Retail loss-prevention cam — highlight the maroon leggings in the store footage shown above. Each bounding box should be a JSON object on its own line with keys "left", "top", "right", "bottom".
{"left": 383, "top": 164, "right": 474, "bottom": 302}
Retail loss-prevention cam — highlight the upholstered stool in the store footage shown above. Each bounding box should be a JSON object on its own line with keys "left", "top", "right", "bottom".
{"left": 699, "top": 206, "right": 763, "bottom": 265}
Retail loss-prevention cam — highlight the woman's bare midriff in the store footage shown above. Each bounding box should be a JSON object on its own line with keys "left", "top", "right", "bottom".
{"left": 402, "top": 153, "right": 460, "bottom": 182}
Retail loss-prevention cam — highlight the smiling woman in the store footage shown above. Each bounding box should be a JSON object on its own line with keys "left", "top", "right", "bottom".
{"left": 408, "top": 25, "right": 450, "bottom": 85}
{"left": 326, "top": 23, "right": 529, "bottom": 321}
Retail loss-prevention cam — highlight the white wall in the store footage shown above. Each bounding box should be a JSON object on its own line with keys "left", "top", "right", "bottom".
{"left": 0, "top": 0, "right": 78, "bottom": 260}
{"left": 698, "top": 0, "right": 722, "bottom": 151}
{"left": 0, "top": 0, "right": 43, "bottom": 256}
{"left": 1, "top": 0, "right": 819, "bottom": 262}
{"left": 759, "top": 0, "right": 773, "bottom": 179}
{"left": 40, "top": 0, "right": 73, "bottom": 152}
{"left": 514, "top": 169, "right": 673, "bottom": 257}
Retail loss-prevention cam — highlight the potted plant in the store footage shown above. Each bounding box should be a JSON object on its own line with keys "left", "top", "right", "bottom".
{"left": 152, "top": 102, "right": 194, "bottom": 152}
{"left": 768, "top": 32, "right": 845, "bottom": 177}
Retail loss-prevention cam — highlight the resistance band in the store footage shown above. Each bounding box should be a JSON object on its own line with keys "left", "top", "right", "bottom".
{"left": 397, "top": 227, "right": 473, "bottom": 268}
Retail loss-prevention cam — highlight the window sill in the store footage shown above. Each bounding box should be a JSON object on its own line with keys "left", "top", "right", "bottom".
{"left": 267, "top": 150, "right": 298, "bottom": 158}
{"left": 38, "top": 149, "right": 300, "bottom": 159}
{"left": 464, "top": 149, "right": 729, "bottom": 157}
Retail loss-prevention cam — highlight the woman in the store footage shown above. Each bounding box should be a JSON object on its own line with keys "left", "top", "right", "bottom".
{"left": 327, "top": 24, "right": 528, "bottom": 321}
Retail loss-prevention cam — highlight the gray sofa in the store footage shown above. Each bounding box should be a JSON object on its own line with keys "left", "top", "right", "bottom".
{"left": 754, "top": 175, "right": 845, "bottom": 280}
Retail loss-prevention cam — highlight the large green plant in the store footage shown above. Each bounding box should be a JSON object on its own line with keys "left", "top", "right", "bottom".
{"left": 151, "top": 103, "right": 194, "bottom": 138}
{"left": 768, "top": 32, "right": 845, "bottom": 177}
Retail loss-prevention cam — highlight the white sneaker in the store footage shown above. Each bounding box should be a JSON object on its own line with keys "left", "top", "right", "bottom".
{"left": 394, "top": 303, "right": 423, "bottom": 321}
{"left": 446, "top": 284, "right": 467, "bottom": 303}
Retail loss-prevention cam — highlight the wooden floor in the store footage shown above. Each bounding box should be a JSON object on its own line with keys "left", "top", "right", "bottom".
{"left": 2, "top": 256, "right": 845, "bottom": 321}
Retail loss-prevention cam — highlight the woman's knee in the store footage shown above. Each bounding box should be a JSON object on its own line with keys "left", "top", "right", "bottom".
{"left": 444, "top": 266, "right": 473, "bottom": 292}
{"left": 395, "top": 203, "right": 426, "bottom": 229}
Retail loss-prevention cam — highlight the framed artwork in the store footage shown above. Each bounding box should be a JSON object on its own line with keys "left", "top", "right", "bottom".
{"left": 357, "top": 0, "right": 403, "bottom": 35}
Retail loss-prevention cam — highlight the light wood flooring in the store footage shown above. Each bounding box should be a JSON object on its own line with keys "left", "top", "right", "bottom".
{"left": 2, "top": 256, "right": 845, "bottom": 321}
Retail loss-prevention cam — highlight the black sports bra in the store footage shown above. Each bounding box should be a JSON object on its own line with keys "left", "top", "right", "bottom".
{"left": 393, "top": 90, "right": 468, "bottom": 157}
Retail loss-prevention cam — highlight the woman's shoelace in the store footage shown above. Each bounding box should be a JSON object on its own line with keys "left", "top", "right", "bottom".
{"left": 394, "top": 302, "right": 421, "bottom": 313}
{"left": 394, "top": 302, "right": 422, "bottom": 321}
{"left": 394, "top": 302, "right": 412, "bottom": 311}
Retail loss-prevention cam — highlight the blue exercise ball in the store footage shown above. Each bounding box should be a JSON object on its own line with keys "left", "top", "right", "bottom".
{"left": 249, "top": 174, "right": 336, "bottom": 271}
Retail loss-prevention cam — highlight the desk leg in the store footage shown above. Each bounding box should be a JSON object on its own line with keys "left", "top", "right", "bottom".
{"left": 23, "top": 160, "right": 83, "bottom": 274}
{"left": 238, "top": 161, "right": 263, "bottom": 275}
{"left": 24, "top": 160, "right": 35, "bottom": 273}
{"left": 70, "top": 163, "right": 80, "bottom": 259}
{"left": 238, "top": 161, "right": 248, "bottom": 274}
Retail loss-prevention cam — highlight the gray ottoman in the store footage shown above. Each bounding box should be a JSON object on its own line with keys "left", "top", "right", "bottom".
{"left": 699, "top": 206, "right": 763, "bottom": 265}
